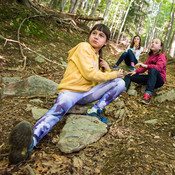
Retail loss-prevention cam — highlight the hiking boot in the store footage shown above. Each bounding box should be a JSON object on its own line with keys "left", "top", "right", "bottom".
{"left": 142, "top": 93, "right": 151, "bottom": 105}
{"left": 9, "top": 121, "right": 33, "bottom": 164}
{"left": 86, "top": 108, "right": 112, "bottom": 126}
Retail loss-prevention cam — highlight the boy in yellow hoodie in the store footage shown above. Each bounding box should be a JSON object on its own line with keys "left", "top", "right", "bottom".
{"left": 9, "top": 24, "right": 125, "bottom": 164}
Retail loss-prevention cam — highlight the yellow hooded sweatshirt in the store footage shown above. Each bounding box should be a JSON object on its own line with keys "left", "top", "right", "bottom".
{"left": 58, "top": 42, "right": 117, "bottom": 93}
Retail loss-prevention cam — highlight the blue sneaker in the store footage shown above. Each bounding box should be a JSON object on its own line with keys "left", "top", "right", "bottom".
{"left": 129, "top": 66, "right": 135, "bottom": 72}
{"left": 113, "top": 65, "right": 118, "bottom": 71}
{"left": 86, "top": 108, "right": 112, "bottom": 126}
{"left": 9, "top": 121, "right": 34, "bottom": 164}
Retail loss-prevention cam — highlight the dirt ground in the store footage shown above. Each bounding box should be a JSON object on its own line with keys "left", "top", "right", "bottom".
{"left": 0, "top": 1, "right": 175, "bottom": 175}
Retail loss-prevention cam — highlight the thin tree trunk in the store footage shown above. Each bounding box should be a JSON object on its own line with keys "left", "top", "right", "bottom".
{"left": 72, "top": 0, "right": 81, "bottom": 13}
{"left": 103, "top": 0, "right": 113, "bottom": 21}
{"left": 166, "top": 11, "right": 175, "bottom": 52}
{"left": 60, "top": 0, "right": 69, "bottom": 11}
{"left": 80, "top": 0, "right": 86, "bottom": 9}
{"left": 69, "top": 0, "right": 76, "bottom": 13}
{"left": 116, "top": 0, "right": 133, "bottom": 44}
{"left": 164, "top": 0, "right": 175, "bottom": 50}
{"left": 84, "top": 0, "right": 90, "bottom": 12}
{"left": 111, "top": 4, "right": 123, "bottom": 40}
{"left": 169, "top": 32, "right": 175, "bottom": 58}
{"left": 109, "top": 2, "right": 120, "bottom": 31}
{"left": 90, "top": 0, "right": 101, "bottom": 17}
{"left": 87, "top": 0, "right": 95, "bottom": 15}
{"left": 150, "top": 0, "right": 163, "bottom": 42}
{"left": 146, "top": 0, "right": 156, "bottom": 48}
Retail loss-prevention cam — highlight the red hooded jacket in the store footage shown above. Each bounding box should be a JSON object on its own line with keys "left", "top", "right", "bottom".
{"left": 135, "top": 53, "right": 167, "bottom": 82}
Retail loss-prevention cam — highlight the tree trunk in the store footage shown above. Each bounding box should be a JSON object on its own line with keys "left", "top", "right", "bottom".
{"left": 80, "top": 0, "right": 86, "bottom": 9}
{"left": 164, "top": 0, "right": 175, "bottom": 50}
{"left": 49, "top": 0, "right": 61, "bottom": 9}
{"left": 84, "top": 0, "right": 91, "bottom": 13}
{"left": 60, "top": 0, "right": 69, "bottom": 11}
{"left": 169, "top": 32, "right": 175, "bottom": 58}
{"left": 71, "top": 0, "right": 81, "bottom": 14}
{"left": 103, "top": 0, "right": 113, "bottom": 21}
{"left": 87, "top": 0, "right": 95, "bottom": 15}
{"left": 150, "top": 0, "right": 162, "bottom": 42}
{"left": 116, "top": 0, "right": 133, "bottom": 44}
{"left": 146, "top": 0, "right": 155, "bottom": 48}
{"left": 109, "top": 2, "right": 120, "bottom": 31}
{"left": 166, "top": 11, "right": 175, "bottom": 52}
{"left": 111, "top": 4, "right": 123, "bottom": 40}
{"left": 90, "top": 0, "right": 101, "bottom": 17}
{"left": 69, "top": 0, "right": 76, "bottom": 13}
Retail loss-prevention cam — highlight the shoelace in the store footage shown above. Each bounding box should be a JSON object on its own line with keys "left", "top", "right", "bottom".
{"left": 144, "top": 93, "right": 150, "bottom": 100}
{"left": 97, "top": 110, "right": 103, "bottom": 120}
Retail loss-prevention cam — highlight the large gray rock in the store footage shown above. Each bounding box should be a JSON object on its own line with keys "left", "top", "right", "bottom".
{"left": 154, "top": 90, "right": 175, "bottom": 103}
{"left": 1, "top": 75, "right": 59, "bottom": 98}
{"left": 67, "top": 104, "right": 93, "bottom": 114}
{"left": 57, "top": 114, "right": 107, "bottom": 153}
{"left": 0, "top": 77, "right": 21, "bottom": 84}
{"left": 127, "top": 89, "right": 137, "bottom": 96}
{"left": 31, "top": 107, "right": 48, "bottom": 120}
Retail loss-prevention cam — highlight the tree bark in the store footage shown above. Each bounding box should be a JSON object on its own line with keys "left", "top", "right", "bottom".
{"left": 111, "top": 3, "right": 123, "bottom": 40}
{"left": 150, "top": 0, "right": 162, "bottom": 42}
{"left": 60, "top": 0, "right": 69, "bottom": 12}
{"left": 164, "top": 0, "right": 175, "bottom": 50}
{"left": 110, "top": 2, "right": 120, "bottom": 31}
{"left": 166, "top": 11, "right": 175, "bottom": 52}
{"left": 116, "top": 0, "right": 133, "bottom": 44}
{"left": 69, "top": 0, "right": 76, "bottom": 13}
{"left": 169, "top": 32, "right": 175, "bottom": 58}
{"left": 90, "top": 0, "right": 101, "bottom": 17}
{"left": 80, "top": 0, "right": 86, "bottom": 9}
{"left": 103, "top": 0, "right": 112, "bottom": 21}
{"left": 71, "top": 0, "right": 81, "bottom": 14}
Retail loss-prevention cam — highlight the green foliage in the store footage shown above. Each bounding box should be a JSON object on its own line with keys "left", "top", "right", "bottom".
{"left": 23, "top": 19, "right": 48, "bottom": 39}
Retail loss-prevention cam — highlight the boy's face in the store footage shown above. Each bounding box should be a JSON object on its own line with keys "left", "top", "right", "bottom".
{"left": 89, "top": 29, "right": 107, "bottom": 52}
{"left": 151, "top": 38, "right": 162, "bottom": 53}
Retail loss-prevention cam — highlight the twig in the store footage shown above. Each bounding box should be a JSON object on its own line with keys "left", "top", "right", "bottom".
{"left": 17, "top": 14, "right": 50, "bottom": 70}
{"left": 160, "top": 150, "right": 175, "bottom": 159}
{"left": 26, "top": 164, "right": 36, "bottom": 175}
{"left": 0, "top": 35, "right": 64, "bottom": 69}
{"left": 0, "top": 143, "right": 4, "bottom": 150}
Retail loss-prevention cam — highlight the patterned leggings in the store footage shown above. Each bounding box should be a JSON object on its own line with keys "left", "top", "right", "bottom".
{"left": 33, "top": 78, "right": 125, "bottom": 146}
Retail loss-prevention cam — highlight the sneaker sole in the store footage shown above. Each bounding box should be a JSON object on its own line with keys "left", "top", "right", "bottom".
{"left": 9, "top": 121, "right": 33, "bottom": 164}
{"left": 142, "top": 100, "right": 150, "bottom": 105}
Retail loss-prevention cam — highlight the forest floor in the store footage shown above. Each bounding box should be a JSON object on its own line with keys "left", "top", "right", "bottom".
{"left": 0, "top": 1, "right": 175, "bottom": 175}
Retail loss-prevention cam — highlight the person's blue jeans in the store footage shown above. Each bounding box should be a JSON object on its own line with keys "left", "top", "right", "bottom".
{"left": 124, "top": 68, "right": 164, "bottom": 95}
{"left": 115, "top": 49, "right": 138, "bottom": 67}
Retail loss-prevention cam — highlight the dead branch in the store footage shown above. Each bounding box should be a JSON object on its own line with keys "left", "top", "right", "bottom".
{"left": 50, "top": 11, "right": 103, "bottom": 22}
{"left": 0, "top": 35, "right": 64, "bottom": 70}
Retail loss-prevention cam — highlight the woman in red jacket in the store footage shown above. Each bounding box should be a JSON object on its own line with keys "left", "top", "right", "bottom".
{"left": 124, "top": 38, "right": 167, "bottom": 104}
